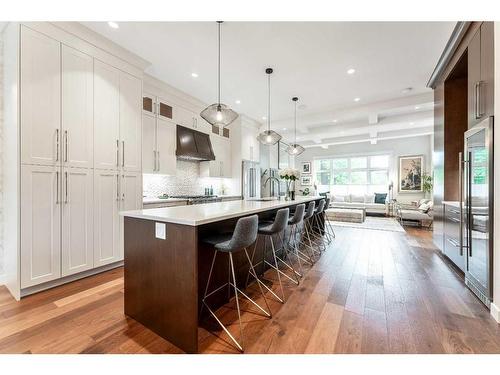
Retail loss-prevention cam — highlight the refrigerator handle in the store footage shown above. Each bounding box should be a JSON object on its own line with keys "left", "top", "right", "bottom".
{"left": 467, "top": 151, "right": 473, "bottom": 257}
{"left": 459, "top": 152, "right": 464, "bottom": 256}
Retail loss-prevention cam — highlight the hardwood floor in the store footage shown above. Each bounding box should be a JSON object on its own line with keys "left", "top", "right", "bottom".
{"left": 1, "top": 225, "right": 499, "bottom": 354}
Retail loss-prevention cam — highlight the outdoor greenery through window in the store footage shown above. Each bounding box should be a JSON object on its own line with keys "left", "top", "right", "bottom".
{"left": 314, "top": 155, "right": 390, "bottom": 195}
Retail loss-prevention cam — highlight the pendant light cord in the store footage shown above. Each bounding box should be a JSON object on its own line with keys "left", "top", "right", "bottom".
{"left": 294, "top": 100, "right": 297, "bottom": 144}
{"left": 217, "top": 21, "right": 221, "bottom": 106}
{"left": 268, "top": 73, "right": 271, "bottom": 131}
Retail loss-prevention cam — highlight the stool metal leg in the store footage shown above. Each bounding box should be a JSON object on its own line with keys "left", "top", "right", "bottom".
{"left": 277, "top": 231, "right": 302, "bottom": 280}
{"left": 229, "top": 253, "right": 244, "bottom": 352}
{"left": 200, "top": 249, "right": 218, "bottom": 317}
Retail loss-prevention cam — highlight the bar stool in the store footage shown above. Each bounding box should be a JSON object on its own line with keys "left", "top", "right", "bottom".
{"left": 323, "top": 197, "right": 336, "bottom": 242}
{"left": 246, "top": 208, "right": 300, "bottom": 304}
{"left": 299, "top": 201, "right": 323, "bottom": 260}
{"left": 201, "top": 215, "right": 271, "bottom": 352}
{"left": 286, "top": 203, "right": 315, "bottom": 272}
{"left": 308, "top": 199, "right": 327, "bottom": 252}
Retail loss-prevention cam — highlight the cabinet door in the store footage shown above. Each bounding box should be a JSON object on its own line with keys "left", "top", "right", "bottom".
{"left": 468, "top": 29, "right": 481, "bottom": 129}
{"left": 62, "top": 45, "right": 94, "bottom": 169}
{"left": 174, "top": 105, "right": 195, "bottom": 128}
{"left": 157, "top": 117, "right": 177, "bottom": 175}
{"left": 21, "top": 165, "right": 61, "bottom": 288}
{"left": 142, "top": 115, "right": 156, "bottom": 173}
{"left": 93, "top": 170, "right": 120, "bottom": 267}
{"left": 120, "top": 72, "right": 142, "bottom": 172}
{"left": 119, "top": 172, "right": 142, "bottom": 260}
{"left": 61, "top": 167, "right": 94, "bottom": 276}
{"left": 94, "top": 60, "right": 120, "bottom": 170}
{"left": 480, "top": 22, "right": 494, "bottom": 119}
{"left": 20, "top": 26, "right": 61, "bottom": 166}
{"left": 220, "top": 138, "right": 232, "bottom": 177}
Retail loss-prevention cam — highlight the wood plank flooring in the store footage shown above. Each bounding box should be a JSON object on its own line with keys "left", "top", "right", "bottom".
{"left": 1, "top": 225, "right": 499, "bottom": 354}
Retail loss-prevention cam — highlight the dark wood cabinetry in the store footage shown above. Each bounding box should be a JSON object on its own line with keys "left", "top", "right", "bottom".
{"left": 468, "top": 22, "right": 494, "bottom": 129}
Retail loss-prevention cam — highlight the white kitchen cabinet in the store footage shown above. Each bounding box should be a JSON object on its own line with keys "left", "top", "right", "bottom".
{"left": 62, "top": 45, "right": 94, "bottom": 169}
{"left": 142, "top": 114, "right": 156, "bottom": 173}
{"left": 156, "top": 118, "right": 177, "bottom": 175}
{"left": 20, "top": 26, "right": 61, "bottom": 167}
{"left": 93, "top": 170, "right": 120, "bottom": 267}
{"left": 241, "top": 125, "right": 260, "bottom": 162}
{"left": 119, "top": 172, "right": 142, "bottom": 259}
{"left": 119, "top": 72, "right": 142, "bottom": 172}
{"left": 20, "top": 165, "right": 61, "bottom": 288}
{"left": 61, "top": 167, "right": 94, "bottom": 276}
{"left": 200, "top": 135, "right": 232, "bottom": 178}
{"left": 94, "top": 60, "right": 120, "bottom": 170}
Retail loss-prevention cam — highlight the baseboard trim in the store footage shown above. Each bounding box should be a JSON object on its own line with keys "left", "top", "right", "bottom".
{"left": 491, "top": 302, "right": 500, "bottom": 323}
{"left": 20, "top": 261, "right": 124, "bottom": 298}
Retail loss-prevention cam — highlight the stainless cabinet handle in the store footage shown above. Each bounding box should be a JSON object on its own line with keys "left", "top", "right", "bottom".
{"left": 64, "top": 130, "right": 68, "bottom": 162}
{"left": 122, "top": 141, "right": 125, "bottom": 167}
{"left": 475, "top": 81, "right": 484, "bottom": 119}
{"left": 116, "top": 174, "right": 120, "bottom": 201}
{"left": 122, "top": 175, "right": 125, "bottom": 201}
{"left": 55, "top": 129, "right": 59, "bottom": 162}
{"left": 157, "top": 151, "right": 160, "bottom": 171}
{"left": 65, "top": 171, "right": 68, "bottom": 204}
{"left": 459, "top": 152, "right": 464, "bottom": 256}
{"left": 153, "top": 150, "right": 157, "bottom": 171}
{"left": 56, "top": 171, "right": 59, "bottom": 204}
{"left": 116, "top": 139, "right": 119, "bottom": 167}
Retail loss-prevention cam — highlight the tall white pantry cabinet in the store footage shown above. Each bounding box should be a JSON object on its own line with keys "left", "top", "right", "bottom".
{"left": 2, "top": 23, "right": 146, "bottom": 299}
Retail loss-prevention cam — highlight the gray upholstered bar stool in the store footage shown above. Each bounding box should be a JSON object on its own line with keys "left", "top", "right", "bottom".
{"left": 298, "top": 200, "right": 322, "bottom": 260}
{"left": 246, "top": 208, "right": 300, "bottom": 304}
{"left": 201, "top": 215, "right": 271, "bottom": 352}
{"left": 285, "top": 203, "right": 312, "bottom": 274}
{"left": 323, "top": 197, "right": 336, "bottom": 243}
{"left": 308, "top": 199, "right": 327, "bottom": 252}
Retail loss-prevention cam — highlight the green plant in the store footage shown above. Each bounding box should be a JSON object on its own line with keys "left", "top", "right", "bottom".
{"left": 422, "top": 173, "right": 433, "bottom": 194}
{"left": 299, "top": 187, "right": 310, "bottom": 196}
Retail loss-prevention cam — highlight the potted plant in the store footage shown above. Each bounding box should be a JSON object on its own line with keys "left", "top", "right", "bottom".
{"left": 422, "top": 172, "right": 433, "bottom": 199}
{"left": 279, "top": 168, "right": 300, "bottom": 200}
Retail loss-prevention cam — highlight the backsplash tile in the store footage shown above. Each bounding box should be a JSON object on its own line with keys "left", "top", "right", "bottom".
{"left": 143, "top": 160, "right": 235, "bottom": 197}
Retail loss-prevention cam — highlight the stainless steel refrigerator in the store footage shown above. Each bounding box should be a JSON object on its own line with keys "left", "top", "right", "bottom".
{"left": 242, "top": 161, "right": 261, "bottom": 199}
{"left": 460, "top": 116, "right": 494, "bottom": 307}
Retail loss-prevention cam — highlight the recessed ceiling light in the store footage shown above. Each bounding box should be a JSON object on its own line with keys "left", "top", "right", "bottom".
{"left": 410, "top": 122, "right": 415, "bottom": 125}
{"left": 321, "top": 145, "right": 328, "bottom": 149}
{"left": 191, "top": 72, "right": 199, "bottom": 78}
{"left": 262, "top": 116, "right": 267, "bottom": 120}
{"left": 235, "top": 100, "right": 241, "bottom": 104}
{"left": 347, "top": 68, "right": 356, "bottom": 75}
{"left": 282, "top": 128, "right": 287, "bottom": 131}
{"left": 107, "top": 21, "right": 119, "bottom": 29}
{"left": 333, "top": 119, "right": 338, "bottom": 123}
{"left": 354, "top": 97, "right": 361, "bottom": 102}
{"left": 401, "top": 87, "right": 412, "bottom": 94}
{"left": 415, "top": 106, "right": 420, "bottom": 110}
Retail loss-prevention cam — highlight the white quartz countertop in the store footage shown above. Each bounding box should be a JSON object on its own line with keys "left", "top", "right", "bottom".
{"left": 122, "top": 196, "right": 322, "bottom": 226}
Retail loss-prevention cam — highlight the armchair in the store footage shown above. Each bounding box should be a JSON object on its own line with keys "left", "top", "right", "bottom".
{"left": 396, "top": 199, "right": 433, "bottom": 229}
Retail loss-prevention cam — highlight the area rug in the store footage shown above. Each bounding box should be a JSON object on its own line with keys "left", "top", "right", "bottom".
{"left": 329, "top": 216, "right": 405, "bottom": 232}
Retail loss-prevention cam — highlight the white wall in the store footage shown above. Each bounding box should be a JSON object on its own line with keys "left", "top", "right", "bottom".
{"left": 295, "top": 135, "right": 433, "bottom": 203}
{"left": 0, "top": 32, "right": 4, "bottom": 281}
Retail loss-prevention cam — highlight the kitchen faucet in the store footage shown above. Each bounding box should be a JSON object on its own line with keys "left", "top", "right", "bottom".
{"left": 263, "top": 176, "right": 281, "bottom": 200}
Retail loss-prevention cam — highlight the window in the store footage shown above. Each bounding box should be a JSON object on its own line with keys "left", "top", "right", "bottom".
{"left": 314, "top": 154, "right": 391, "bottom": 195}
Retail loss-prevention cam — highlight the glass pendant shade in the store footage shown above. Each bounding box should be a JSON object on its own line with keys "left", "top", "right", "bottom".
{"left": 258, "top": 129, "right": 282, "bottom": 145}
{"left": 200, "top": 103, "right": 239, "bottom": 128}
{"left": 287, "top": 143, "right": 305, "bottom": 156}
{"left": 201, "top": 21, "right": 238, "bottom": 128}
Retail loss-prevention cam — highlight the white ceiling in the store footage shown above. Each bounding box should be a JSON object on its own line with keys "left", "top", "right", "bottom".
{"left": 83, "top": 21, "right": 454, "bottom": 123}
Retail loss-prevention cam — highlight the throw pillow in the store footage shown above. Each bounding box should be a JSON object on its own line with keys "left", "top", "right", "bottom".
{"left": 374, "top": 193, "right": 387, "bottom": 204}
{"left": 419, "top": 202, "right": 431, "bottom": 213}
{"left": 364, "top": 194, "right": 375, "bottom": 203}
{"left": 351, "top": 194, "right": 364, "bottom": 203}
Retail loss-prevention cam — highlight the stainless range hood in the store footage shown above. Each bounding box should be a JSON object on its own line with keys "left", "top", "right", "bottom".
{"left": 176, "top": 125, "right": 215, "bottom": 161}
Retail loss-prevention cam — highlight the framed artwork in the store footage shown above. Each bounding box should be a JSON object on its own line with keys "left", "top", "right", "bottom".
{"left": 301, "top": 176, "right": 312, "bottom": 186}
{"left": 399, "top": 155, "right": 423, "bottom": 193}
{"left": 301, "top": 162, "right": 311, "bottom": 174}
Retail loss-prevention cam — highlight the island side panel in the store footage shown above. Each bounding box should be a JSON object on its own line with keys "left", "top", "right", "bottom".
{"left": 124, "top": 217, "right": 199, "bottom": 353}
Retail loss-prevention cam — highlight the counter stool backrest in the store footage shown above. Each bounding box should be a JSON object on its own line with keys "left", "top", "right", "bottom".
{"left": 269, "top": 208, "right": 290, "bottom": 233}
{"left": 289, "top": 203, "right": 306, "bottom": 225}
{"left": 304, "top": 201, "right": 316, "bottom": 220}
{"left": 316, "top": 199, "right": 326, "bottom": 214}
{"left": 227, "top": 215, "right": 259, "bottom": 251}
{"left": 325, "top": 197, "right": 331, "bottom": 209}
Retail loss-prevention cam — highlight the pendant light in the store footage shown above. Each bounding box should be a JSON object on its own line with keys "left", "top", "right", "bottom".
{"left": 287, "top": 97, "right": 305, "bottom": 156}
{"left": 258, "top": 68, "right": 282, "bottom": 145}
{"left": 200, "top": 21, "right": 238, "bottom": 128}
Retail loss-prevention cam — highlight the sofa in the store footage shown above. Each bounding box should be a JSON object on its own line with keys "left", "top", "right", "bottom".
{"left": 397, "top": 198, "right": 433, "bottom": 229}
{"left": 327, "top": 193, "right": 388, "bottom": 216}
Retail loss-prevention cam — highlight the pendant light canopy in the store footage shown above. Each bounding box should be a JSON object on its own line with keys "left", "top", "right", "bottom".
{"left": 287, "top": 97, "right": 305, "bottom": 156}
{"left": 200, "top": 21, "right": 238, "bottom": 128}
{"left": 258, "top": 68, "right": 282, "bottom": 146}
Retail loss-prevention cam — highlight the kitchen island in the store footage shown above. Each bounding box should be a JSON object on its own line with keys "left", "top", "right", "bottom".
{"left": 120, "top": 196, "right": 323, "bottom": 353}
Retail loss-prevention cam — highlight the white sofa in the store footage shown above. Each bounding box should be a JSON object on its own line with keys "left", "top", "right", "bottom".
{"left": 328, "top": 193, "right": 388, "bottom": 216}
